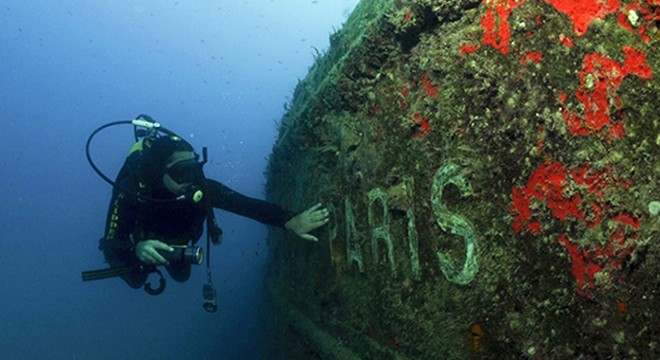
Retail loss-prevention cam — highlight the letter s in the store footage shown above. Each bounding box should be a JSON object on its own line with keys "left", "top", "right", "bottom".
{"left": 431, "top": 163, "right": 479, "bottom": 285}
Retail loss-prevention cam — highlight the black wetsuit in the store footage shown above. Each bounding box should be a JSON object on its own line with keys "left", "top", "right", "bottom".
{"left": 100, "top": 153, "right": 294, "bottom": 288}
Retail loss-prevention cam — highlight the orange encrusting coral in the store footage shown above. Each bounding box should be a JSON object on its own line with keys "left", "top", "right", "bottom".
{"left": 617, "top": 0, "right": 660, "bottom": 43}
{"left": 510, "top": 159, "right": 641, "bottom": 297}
{"left": 520, "top": 51, "right": 543, "bottom": 65}
{"left": 545, "top": 0, "right": 621, "bottom": 36}
{"left": 560, "top": 47, "right": 653, "bottom": 139}
{"left": 480, "top": 0, "right": 526, "bottom": 55}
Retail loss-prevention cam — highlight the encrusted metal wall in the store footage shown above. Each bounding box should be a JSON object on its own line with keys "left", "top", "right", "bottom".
{"left": 264, "top": 0, "right": 658, "bottom": 358}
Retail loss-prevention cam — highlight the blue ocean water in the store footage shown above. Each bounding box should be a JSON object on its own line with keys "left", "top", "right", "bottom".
{"left": 0, "top": 1, "right": 357, "bottom": 359}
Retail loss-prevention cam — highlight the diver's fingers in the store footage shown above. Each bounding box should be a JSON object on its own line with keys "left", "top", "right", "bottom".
{"left": 313, "top": 208, "right": 330, "bottom": 221}
{"left": 300, "top": 233, "right": 319, "bottom": 242}
{"left": 138, "top": 252, "right": 156, "bottom": 264}
{"left": 140, "top": 252, "right": 159, "bottom": 265}
{"left": 151, "top": 241, "right": 174, "bottom": 252}
{"left": 142, "top": 254, "right": 158, "bottom": 265}
{"left": 147, "top": 249, "right": 169, "bottom": 265}
{"left": 136, "top": 248, "right": 151, "bottom": 263}
{"left": 305, "top": 203, "right": 323, "bottom": 213}
{"left": 310, "top": 216, "right": 329, "bottom": 227}
{"left": 303, "top": 204, "right": 328, "bottom": 220}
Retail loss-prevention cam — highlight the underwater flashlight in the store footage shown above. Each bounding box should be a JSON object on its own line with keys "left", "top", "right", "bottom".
{"left": 157, "top": 246, "right": 204, "bottom": 265}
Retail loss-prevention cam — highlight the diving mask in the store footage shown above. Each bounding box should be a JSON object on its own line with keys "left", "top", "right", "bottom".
{"left": 164, "top": 158, "right": 206, "bottom": 203}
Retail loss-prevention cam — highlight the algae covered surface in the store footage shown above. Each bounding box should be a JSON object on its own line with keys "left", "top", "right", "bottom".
{"left": 264, "top": 0, "right": 658, "bottom": 358}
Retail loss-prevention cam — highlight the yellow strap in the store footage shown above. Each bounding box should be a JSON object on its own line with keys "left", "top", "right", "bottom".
{"left": 127, "top": 140, "right": 144, "bottom": 156}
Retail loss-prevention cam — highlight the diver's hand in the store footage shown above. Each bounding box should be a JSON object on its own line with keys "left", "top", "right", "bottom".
{"left": 284, "top": 203, "right": 330, "bottom": 242}
{"left": 135, "top": 240, "right": 174, "bottom": 265}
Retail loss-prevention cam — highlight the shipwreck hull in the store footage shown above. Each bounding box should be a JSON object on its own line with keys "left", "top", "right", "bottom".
{"left": 264, "top": 0, "right": 659, "bottom": 358}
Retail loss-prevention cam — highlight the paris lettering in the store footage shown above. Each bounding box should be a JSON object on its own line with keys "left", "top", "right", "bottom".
{"left": 327, "top": 163, "right": 479, "bottom": 285}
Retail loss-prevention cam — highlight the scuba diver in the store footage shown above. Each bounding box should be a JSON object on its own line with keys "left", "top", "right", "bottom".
{"left": 82, "top": 115, "right": 329, "bottom": 311}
